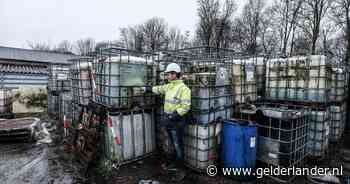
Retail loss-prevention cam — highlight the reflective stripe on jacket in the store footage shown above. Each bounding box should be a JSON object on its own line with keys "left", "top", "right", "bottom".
{"left": 152, "top": 80, "right": 191, "bottom": 116}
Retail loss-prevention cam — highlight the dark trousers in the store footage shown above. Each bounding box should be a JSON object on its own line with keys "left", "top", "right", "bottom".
{"left": 161, "top": 116, "right": 185, "bottom": 162}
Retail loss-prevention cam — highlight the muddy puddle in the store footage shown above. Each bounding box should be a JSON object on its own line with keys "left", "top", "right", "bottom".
{"left": 0, "top": 116, "right": 87, "bottom": 184}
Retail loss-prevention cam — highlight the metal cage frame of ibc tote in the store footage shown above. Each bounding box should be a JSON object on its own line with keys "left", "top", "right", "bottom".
{"left": 264, "top": 55, "right": 334, "bottom": 160}
{"left": 153, "top": 46, "right": 236, "bottom": 172}
{"left": 329, "top": 62, "right": 349, "bottom": 143}
{"left": 68, "top": 56, "right": 95, "bottom": 149}
{"left": 48, "top": 64, "right": 72, "bottom": 93}
{"left": 168, "top": 46, "right": 246, "bottom": 124}
{"left": 0, "top": 87, "right": 14, "bottom": 119}
{"left": 48, "top": 64, "right": 72, "bottom": 120}
{"left": 254, "top": 103, "right": 309, "bottom": 183}
{"left": 69, "top": 57, "right": 94, "bottom": 107}
{"left": 265, "top": 55, "right": 332, "bottom": 104}
{"left": 47, "top": 93, "right": 60, "bottom": 119}
{"left": 154, "top": 47, "right": 235, "bottom": 125}
{"left": 186, "top": 57, "right": 234, "bottom": 124}
{"left": 183, "top": 121, "right": 222, "bottom": 173}
{"left": 93, "top": 46, "right": 158, "bottom": 111}
{"left": 228, "top": 55, "right": 265, "bottom": 105}
{"left": 98, "top": 106, "right": 157, "bottom": 167}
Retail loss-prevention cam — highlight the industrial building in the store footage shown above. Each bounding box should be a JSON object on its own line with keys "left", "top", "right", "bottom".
{"left": 0, "top": 46, "right": 76, "bottom": 114}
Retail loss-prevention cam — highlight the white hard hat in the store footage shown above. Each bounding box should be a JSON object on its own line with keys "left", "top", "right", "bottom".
{"left": 165, "top": 63, "right": 181, "bottom": 73}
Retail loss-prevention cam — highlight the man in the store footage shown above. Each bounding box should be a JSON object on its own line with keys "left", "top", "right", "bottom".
{"left": 143, "top": 63, "right": 191, "bottom": 180}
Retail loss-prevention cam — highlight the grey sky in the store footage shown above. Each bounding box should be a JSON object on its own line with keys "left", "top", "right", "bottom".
{"left": 0, "top": 0, "right": 247, "bottom": 49}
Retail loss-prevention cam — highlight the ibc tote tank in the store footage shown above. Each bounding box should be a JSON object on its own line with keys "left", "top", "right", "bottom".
{"left": 222, "top": 119, "right": 257, "bottom": 180}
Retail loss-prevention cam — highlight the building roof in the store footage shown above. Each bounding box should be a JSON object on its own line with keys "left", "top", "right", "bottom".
{"left": 0, "top": 46, "right": 77, "bottom": 64}
{"left": 0, "top": 63, "right": 48, "bottom": 74}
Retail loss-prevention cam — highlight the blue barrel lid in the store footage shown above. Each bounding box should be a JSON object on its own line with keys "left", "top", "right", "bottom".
{"left": 223, "top": 118, "right": 256, "bottom": 127}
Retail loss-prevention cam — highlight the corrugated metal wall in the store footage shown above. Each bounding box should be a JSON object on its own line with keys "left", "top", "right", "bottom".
{"left": 0, "top": 63, "right": 48, "bottom": 87}
{"left": 0, "top": 62, "right": 49, "bottom": 113}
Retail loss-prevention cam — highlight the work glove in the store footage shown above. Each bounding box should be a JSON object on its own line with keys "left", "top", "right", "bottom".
{"left": 141, "top": 86, "right": 152, "bottom": 93}
{"left": 167, "top": 111, "right": 181, "bottom": 121}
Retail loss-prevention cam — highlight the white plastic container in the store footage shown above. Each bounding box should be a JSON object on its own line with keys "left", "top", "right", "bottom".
{"left": 106, "top": 111, "right": 156, "bottom": 162}
{"left": 329, "top": 104, "right": 346, "bottom": 141}
{"left": 266, "top": 55, "right": 330, "bottom": 102}
{"left": 193, "top": 108, "right": 232, "bottom": 124}
{"left": 307, "top": 110, "right": 330, "bottom": 157}
{"left": 94, "top": 56, "right": 156, "bottom": 108}
{"left": 184, "top": 122, "right": 221, "bottom": 170}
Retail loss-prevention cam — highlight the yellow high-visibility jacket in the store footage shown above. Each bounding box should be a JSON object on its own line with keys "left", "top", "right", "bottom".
{"left": 152, "top": 80, "right": 191, "bottom": 116}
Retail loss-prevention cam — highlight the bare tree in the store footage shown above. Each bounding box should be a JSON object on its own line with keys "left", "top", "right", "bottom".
{"left": 196, "top": 0, "right": 220, "bottom": 46}
{"left": 261, "top": 6, "right": 280, "bottom": 55}
{"left": 330, "top": 0, "right": 350, "bottom": 64}
{"left": 231, "top": 18, "right": 246, "bottom": 52}
{"left": 213, "top": 0, "right": 235, "bottom": 48}
{"left": 54, "top": 40, "right": 74, "bottom": 54}
{"left": 27, "top": 41, "right": 52, "bottom": 51}
{"left": 75, "top": 38, "right": 96, "bottom": 56}
{"left": 243, "top": 0, "right": 265, "bottom": 54}
{"left": 196, "top": 0, "right": 235, "bottom": 48}
{"left": 166, "top": 27, "right": 187, "bottom": 50}
{"left": 183, "top": 30, "right": 192, "bottom": 48}
{"left": 120, "top": 25, "right": 144, "bottom": 51}
{"left": 330, "top": 0, "right": 350, "bottom": 130}
{"left": 320, "top": 18, "right": 338, "bottom": 54}
{"left": 298, "top": 0, "right": 331, "bottom": 54}
{"left": 270, "top": 0, "right": 304, "bottom": 56}
{"left": 142, "top": 17, "right": 168, "bottom": 52}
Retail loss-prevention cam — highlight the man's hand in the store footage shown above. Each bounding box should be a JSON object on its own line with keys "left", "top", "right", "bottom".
{"left": 167, "top": 111, "right": 181, "bottom": 121}
{"left": 141, "top": 86, "right": 152, "bottom": 93}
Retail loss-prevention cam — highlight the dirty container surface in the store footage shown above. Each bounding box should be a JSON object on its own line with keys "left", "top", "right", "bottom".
{"left": 222, "top": 119, "right": 257, "bottom": 179}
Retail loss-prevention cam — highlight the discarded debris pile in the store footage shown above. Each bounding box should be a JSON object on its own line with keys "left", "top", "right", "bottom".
{"left": 0, "top": 117, "right": 39, "bottom": 142}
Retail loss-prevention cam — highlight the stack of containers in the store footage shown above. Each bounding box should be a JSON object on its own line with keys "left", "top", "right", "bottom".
{"left": 155, "top": 47, "right": 236, "bottom": 172}
{"left": 185, "top": 62, "right": 230, "bottom": 171}
{"left": 265, "top": 55, "right": 332, "bottom": 159}
{"left": 256, "top": 106, "right": 309, "bottom": 183}
{"left": 70, "top": 57, "right": 94, "bottom": 125}
{"left": 95, "top": 47, "right": 157, "bottom": 165}
{"left": 184, "top": 122, "right": 222, "bottom": 171}
{"left": 187, "top": 61, "right": 233, "bottom": 124}
{"left": 329, "top": 66, "right": 348, "bottom": 142}
{"left": 231, "top": 57, "right": 261, "bottom": 104}
{"left": 173, "top": 47, "right": 235, "bottom": 172}
{"left": 266, "top": 55, "right": 331, "bottom": 102}
{"left": 307, "top": 108, "right": 330, "bottom": 158}
{"left": 47, "top": 64, "right": 71, "bottom": 119}
{"left": 0, "top": 88, "right": 13, "bottom": 117}
{"left": 255, "top": 57, "right": 267, "bottom": 99}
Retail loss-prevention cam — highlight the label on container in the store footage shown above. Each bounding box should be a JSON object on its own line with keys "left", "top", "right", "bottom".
{"left": 246, "top": 64, "right": 254, "bottom": 82}
{"left": 250, "top": 137, "right": 256, "bottom": 148}
{"left": 268, "top": 153, "right": 278, "bottom": 159}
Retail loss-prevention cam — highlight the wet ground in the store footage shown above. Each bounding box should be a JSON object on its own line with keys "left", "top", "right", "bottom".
{"left": 0, "top": 116, "right": 349, "bottom": 184}
{"left": 0, "top": 116, "right": 86, "bottom": 184}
